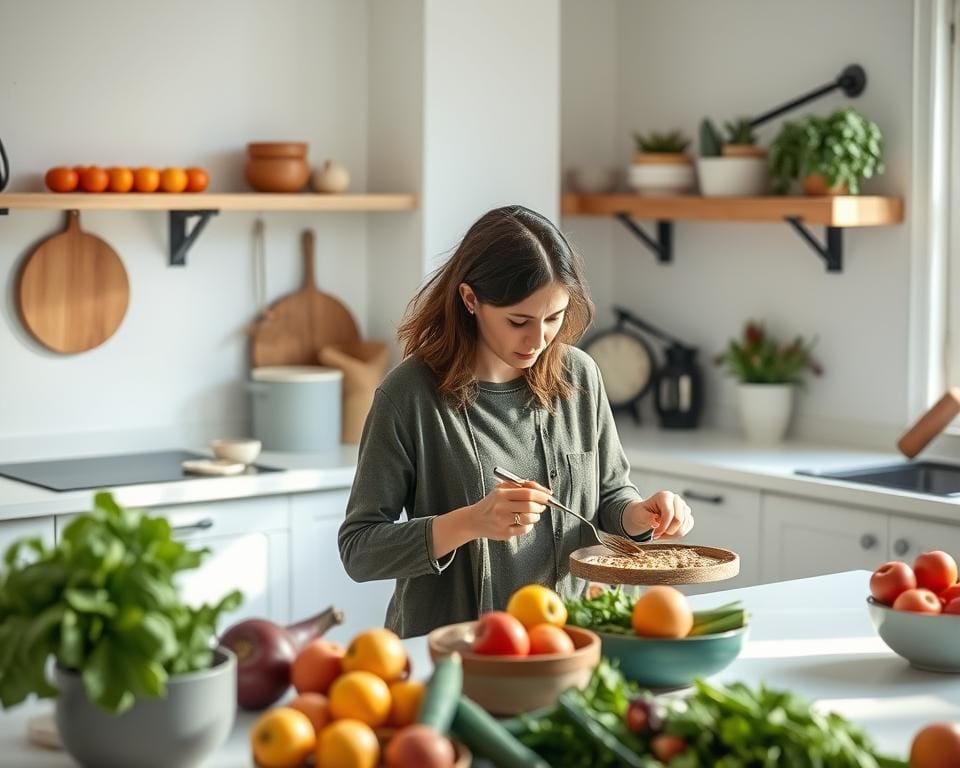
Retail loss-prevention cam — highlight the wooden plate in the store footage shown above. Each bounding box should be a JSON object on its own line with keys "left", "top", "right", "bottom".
{"left": 569, "top": 543, "right": 740, "bottom": 586}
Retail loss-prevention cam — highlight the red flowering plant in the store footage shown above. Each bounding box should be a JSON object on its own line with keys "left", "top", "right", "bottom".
{"left": 715, "top": 321, "right": 823, "bottom": 384}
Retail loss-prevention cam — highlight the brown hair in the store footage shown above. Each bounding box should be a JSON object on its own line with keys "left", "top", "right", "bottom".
{"left": 397, "top": 205, "right": 594, "bottom": 409}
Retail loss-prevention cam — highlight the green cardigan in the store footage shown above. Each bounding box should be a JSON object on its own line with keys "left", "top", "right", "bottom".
{"left": 338, "top": 345, "right": 649, "bottom": 638}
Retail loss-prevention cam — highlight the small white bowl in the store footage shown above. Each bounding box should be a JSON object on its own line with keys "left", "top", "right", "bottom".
{"left": 867, "top": 597, "right": 960, "bottom": 673}
{"left": 211, "top": 438, "right": 262, "bottom": 465}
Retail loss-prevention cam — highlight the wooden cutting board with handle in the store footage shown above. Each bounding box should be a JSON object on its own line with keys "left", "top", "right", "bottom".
{"left": 17, "top": 210, "right": 129, "bottom": 354}
{"left": 250, "top": 229, "right": 360, "bottom": 368}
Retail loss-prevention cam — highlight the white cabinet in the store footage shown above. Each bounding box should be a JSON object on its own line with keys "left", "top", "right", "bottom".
{"left": 759, "top": 494, "right": 887, "bottom": 582}
{"left": 0, "top": 515, "right": 55, "bottom": 559}
{"left": 290, "top": 491, "right": 394, "bottom": 644}
{"left": 888, "top": 517, "right": 960, "bottom": 562}
{"left": 632, "top": 470, "right": 762, "bottom": 592}
{"left": 57, "top": 496, "right": 292, "bottom": 630}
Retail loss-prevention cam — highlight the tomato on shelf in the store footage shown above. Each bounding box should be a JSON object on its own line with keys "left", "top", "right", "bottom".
{"left": 44, "top": 166, "right": 79, "bottom": 193}
{"left": 185, "top": 166, "right": 209, "bottom": 192}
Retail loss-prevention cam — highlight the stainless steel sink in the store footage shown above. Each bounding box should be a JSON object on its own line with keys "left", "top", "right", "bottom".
{"left": 797, "top": 460, "right": 960, "bottom": 497}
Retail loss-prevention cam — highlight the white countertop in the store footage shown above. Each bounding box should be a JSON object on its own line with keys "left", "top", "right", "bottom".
{"left": 0, "top": 423, "right": 957, "bottom": 525}
{"left": 0, "top": 570, "right": 951, "bottom": 765}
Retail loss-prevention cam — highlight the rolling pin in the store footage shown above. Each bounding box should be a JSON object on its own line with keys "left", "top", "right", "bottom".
{"left": 897, "top": 387, "right": 960, "bottom": 458}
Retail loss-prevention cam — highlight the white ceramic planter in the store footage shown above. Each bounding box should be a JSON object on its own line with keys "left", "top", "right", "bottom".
{"left": 696, "top": 157, "right": 769, "bottom": 196}
{"left": 738, "top": 383, "right": 794, "bottom": 444}
{"left": 628, "top": 156, "right": 695, "bottom": 196}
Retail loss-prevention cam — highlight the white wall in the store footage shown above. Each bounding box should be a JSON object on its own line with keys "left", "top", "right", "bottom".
{"left": 0, "top": 0, "right": 373, "bottom": 459}
{"left": 561, "top": 0, "right": 914, "bottom": 447}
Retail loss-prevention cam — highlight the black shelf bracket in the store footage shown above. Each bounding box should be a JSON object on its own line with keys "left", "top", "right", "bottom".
{"left": 169, "top": 209, "right": 219, "bottom": 266}
{"left": 614, "top": 213, "right": 672, "bottom": 263}
{"left": 785, "top": 217, "right": 843, "bottom": 273}
{"left": 0, "top": 209, "right": 8, "bottom": 216}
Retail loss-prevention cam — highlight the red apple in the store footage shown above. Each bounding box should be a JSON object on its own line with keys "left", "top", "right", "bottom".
{"left": 944, "top": 597, "right": 960, "bottom": 615}
{"left": 471, "top": 611, "right": 530, "bottom": 656}
{"left": 914, "top": 551, "right": 958, "bottom": 594}
{"left": 939, "top": 584, "right": 960, "bottom": 606}
{"left": 527, "top": 624, "right": 575, "bottom": 656}
{"left": 870, "top": 561, "right": 917, "bottom": 606}
{"left": 893, "top": 588, "right": 942, "bottom": 614}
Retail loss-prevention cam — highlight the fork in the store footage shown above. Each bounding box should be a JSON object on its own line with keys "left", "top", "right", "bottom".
{"left": 492, "top": 466, "right": 646, "bottom": 557}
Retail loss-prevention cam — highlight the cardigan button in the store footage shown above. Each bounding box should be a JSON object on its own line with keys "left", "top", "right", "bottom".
{"left": 549, "top": 469, "right": 558, "bottom": 478}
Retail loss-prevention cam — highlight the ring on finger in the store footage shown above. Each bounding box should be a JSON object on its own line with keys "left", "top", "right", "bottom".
{"left": 513, "top": 513, "right": 521, "bottom": 527}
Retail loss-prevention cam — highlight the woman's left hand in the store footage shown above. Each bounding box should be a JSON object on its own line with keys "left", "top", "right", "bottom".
{"left": 624, "top": 492, "right": 694, "bottom": 540}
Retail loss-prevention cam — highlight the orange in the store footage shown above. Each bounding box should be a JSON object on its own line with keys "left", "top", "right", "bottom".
{"left": 387, "top": 679, "right": 426, "bottom": 727}
{"left": 342, "top": 628, "right": 407, "bottom": 682}
{"left": 909, "top": 722, "right": 960, "bottom": 768}
{"left": 159, "top": 166, "right": 188, "bottom": 193}
{"left": 288, "top": 691, "right": 331, "bottom": 734}
{"left": 507, "top": 584, "right": 567, "bottom": 629}
{"left": 133, "top": 167, "right": 160, "bottom": 193}
{"left": 107, "top": 167, "right": 134, "bottom": 193}
{"left": 315, "top": 719, "right": 379, "bottom": 768}
{"left": 79, "top": 166, "right": 109, "bottom": 193}
{"left": 291, "top": 639, "right": 345, "bottom": 695}
{"left": 185, "top": 166, "right": 209, "bottom": 192}
{"left": 44, "top": 167, "right": 79, "bottom": 193}
{"left": 631, "top": 585, "right": 693, "bottom": 639}
{"left": 328, "top": 670, "right": 391, "bottom": 727}
{"left": 249, "top": 707, "right": 316, "bottom": 768}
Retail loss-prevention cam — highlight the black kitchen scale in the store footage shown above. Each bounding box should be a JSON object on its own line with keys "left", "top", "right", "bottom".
{"left": 0, "top": 450, "right": 282, "bottom": 492}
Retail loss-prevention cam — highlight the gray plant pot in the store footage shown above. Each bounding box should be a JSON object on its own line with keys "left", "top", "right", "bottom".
{"left": 54, "top": 648, "right": 236, "bottom": 768}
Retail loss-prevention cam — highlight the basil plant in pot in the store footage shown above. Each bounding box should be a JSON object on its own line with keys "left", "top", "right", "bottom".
{"left": 768, "top": 107, "right": 885, "bottom": 195}
{"left": 715, "top": 321, "right": 823, "bottom": 444}
{"left": 0, "top": 491, "right": 243, "bottom": 768}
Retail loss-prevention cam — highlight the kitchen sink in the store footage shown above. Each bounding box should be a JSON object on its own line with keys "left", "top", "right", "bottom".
{"left": 797, "top": 460, "right": 960, "bottom": 497}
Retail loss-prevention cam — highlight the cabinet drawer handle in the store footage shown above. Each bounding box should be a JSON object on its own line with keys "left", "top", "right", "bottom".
{"left": 860, "top": 533, "right": 879, "bottom": 550}
{"left": 893, "top": 538, "right": 910, "bottom": 556}
{"left": 683, "top": 490, "right": 725, "bottom": 505}
{"left": 173, "top": 518, "right": 214, "bottom": 533}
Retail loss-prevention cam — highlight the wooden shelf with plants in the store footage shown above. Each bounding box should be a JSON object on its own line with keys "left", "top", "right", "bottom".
{"left": 560, "top": 193, "right": 904, "bottom": 273}
{"left": 0, "top": 192, "right": 418, "bottom": 266}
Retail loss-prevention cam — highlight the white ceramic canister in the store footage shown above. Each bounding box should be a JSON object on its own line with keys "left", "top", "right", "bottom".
{"left": 249, "top": 366, "right": 343, "bottom": 452}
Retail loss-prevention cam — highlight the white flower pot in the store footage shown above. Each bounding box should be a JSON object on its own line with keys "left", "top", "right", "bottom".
{"left": 696, "top": 157, "right": 769, "bottom": 196}
{"left": 738, "top": 383, "right": 794, "bottom": 444}
{"left": 628, "top": 155, "right": 695, "bottom": 196}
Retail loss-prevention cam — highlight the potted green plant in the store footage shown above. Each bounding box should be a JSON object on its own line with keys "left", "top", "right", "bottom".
{"left": 696, "top": 117, "right": 769, "bottom": 196}
{"left": 628, "top": 129, "right": 695, "bottom": 196}
{"left": 715, "top": 321, "right": 823, "bottom": 443}
{"left": 768, "top": 107, "right": 885, "bottom": 195}
{"left": 0, "top": 491, "right": 243, "bottom": 768}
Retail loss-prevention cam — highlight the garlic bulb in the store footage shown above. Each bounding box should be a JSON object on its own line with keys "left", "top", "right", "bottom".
{"left": 311, "top": 160, "right": 350, "bottom": 193}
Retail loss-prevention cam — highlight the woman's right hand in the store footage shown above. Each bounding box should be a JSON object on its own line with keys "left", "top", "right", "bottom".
{"left": 468, "top": 480, "right": 551, "bottom": 541}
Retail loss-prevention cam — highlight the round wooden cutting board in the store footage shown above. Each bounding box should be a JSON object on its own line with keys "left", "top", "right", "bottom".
{"left": 17, "top": 210, "right": 129, "bottom": 353}
{"left": 570, "top": 543, "right": 740, "bottom": 586}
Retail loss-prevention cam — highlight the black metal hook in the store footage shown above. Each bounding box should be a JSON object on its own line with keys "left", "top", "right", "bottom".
{"left": 0, "top": 137, "right": 8, "bottom": 192}
{"left": 750, "top": 63, "right": 866, "bottom": 129}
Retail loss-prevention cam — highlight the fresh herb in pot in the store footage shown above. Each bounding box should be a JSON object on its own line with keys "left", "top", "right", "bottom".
{"left": 0, "top": 491, "right": 242, "bottom": 714}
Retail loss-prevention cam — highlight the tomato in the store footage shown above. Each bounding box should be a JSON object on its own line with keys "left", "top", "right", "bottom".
{"left": 909, "top": 721, "right": 960, "bottom": 768}
{"left": 44, "top": 167, "right": 79, "bottom": 193}
{"left": 79, "top": 166, "right": 109, "bottom": 193}
{"left": 870, "top": 561, "right": 916, "bottom": 606}
{"left": 384, "top": 724, "right": 456, "bottom": 768}
{"left": 651, "top": 733, "right": 687, "bottom": 763}
{"left": 133, "top": 167, "right": 160, "bottom": 193}
{"left": 471, "top": 611, "right": 530, "bottom": 656}
{"left": 943, "top": 597, "right": 960, "bottom": 616}
{"left": 106, "top": 167, "right": 134, "bottom": 193}
{"left": 185, "top": 166, "right": 209, "bottom": 192}
{"left": 291, "top": 639, "right": 344, "bottom": 695}
{"left": 159, "top": 166, "right": 188, "bottom": 193}
{"left": 892, "top": 588, "right": 942, "bottom": 614}
{"left": 527, "top": 623, "right": 575, "bottom": 655}
{"left": 914, "top": 551, "right": 958, "bottom": 594}
{"left": 249, "top": 707, "right": 316, "bottom": 768}
{"left": 938, "top": 584, "right": 960, "bottom": 605}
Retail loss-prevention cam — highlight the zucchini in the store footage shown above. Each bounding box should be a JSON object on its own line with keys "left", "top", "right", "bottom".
{"left": 417, "top": 652, "right": 463, "bottom": 733}
{"left": 452, "top": 695, "right": 552, "bottom": 768}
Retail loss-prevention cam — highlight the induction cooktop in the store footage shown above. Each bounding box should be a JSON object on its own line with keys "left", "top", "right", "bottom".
{"left": 0, "top": 450, "right": 282, "bottom": 492}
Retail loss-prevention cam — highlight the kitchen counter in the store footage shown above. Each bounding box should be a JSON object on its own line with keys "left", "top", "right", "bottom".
{"left": 0, "top": 570, "right": 953, "bottom": 765}
{"left": 0, "top": 423, "right": 957, "bottom": 525}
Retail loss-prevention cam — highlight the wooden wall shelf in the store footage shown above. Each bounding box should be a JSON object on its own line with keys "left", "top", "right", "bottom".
{"left": 0, "top": 192, "right": 417, "bottom": 266}
{"left": 560, "top": 194, "right": 904, "bottom": 272}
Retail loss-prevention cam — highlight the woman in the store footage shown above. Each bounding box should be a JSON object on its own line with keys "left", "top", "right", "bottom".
{"left": 339, "top": 205, "right": 694, "bottom": 638}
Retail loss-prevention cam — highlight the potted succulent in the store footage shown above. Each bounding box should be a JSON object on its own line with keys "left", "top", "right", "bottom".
{"left": 628, "top": 129, "right": 696, "bottom": 196}
{"left": 715, "top": 321, "right": 823, "bottom": 444}
{"left": 696, "top": 117, "right": 769, "bottom": 196}
{"left": 0, "top": 492, "right": 243, "bottom": 768}
{"left": 768, "top": 107, "right": 885, "bottom": 195}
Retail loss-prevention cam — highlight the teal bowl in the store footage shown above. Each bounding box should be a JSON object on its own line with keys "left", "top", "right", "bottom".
{"left": 599, "top": 626, "right": 748, "bottom": 689}
{"left": 867, "top": 597, "right": 960, "bottom": 673}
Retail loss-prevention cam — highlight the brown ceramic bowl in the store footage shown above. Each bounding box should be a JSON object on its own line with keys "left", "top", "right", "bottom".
{"left": 245, "top": 142, "right": 310, "bottom": 192}
{"left": 427, "top": 622, "right": 600, "bottom": 715}
{"left": 247, "top": 142, "right": 308, "bottom": 158}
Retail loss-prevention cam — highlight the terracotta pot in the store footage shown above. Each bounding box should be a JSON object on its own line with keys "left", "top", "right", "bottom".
{"left": 801, "top": 172, "right": 848, "bottom": 196}
{"left": 245, "top": 142, "right": 310, "bottom": 193}
{"left": 722, "top": 144, "right": 766, "bottom": 159}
